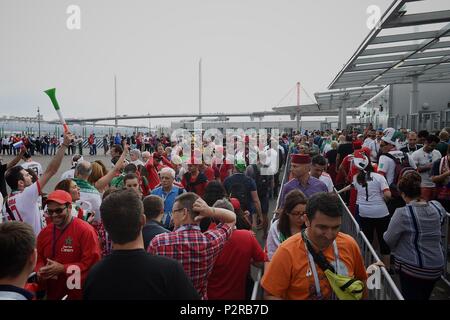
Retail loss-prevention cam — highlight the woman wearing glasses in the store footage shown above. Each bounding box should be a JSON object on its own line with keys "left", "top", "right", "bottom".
{"left": 266, "top": 189, "right": 307, "bottom": 260}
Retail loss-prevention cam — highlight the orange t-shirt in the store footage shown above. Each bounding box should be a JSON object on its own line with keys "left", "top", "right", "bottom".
{"left": 261, "top": 232, "right": 367, "bottom": 300}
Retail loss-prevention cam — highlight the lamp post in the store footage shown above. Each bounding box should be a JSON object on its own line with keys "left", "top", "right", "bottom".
{"left": 37, "top": 107, "right": 41, "bottom": 137}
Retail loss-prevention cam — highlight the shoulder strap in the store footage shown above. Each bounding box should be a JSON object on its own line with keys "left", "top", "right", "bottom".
{"left": 301, "top": 230, "right": 335, "bottom": 273}
{"left": 383, "top": 152, "right": 399, "bottom": 163}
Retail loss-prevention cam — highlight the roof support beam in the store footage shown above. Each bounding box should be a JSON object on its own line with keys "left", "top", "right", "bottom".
{"left": 371, "top": 30, "right": 440, "bottom": 44}
{"left": 361, "top": 41, "right": 450, "bottom": 56}
{"left": 383, "top": 10, "right": 450, "bottom": 28}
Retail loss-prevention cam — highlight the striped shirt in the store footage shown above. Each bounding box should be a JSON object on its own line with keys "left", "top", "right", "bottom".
{"left": 383, "top": 201, "right": 446, "bottom": 279}
{"left": 148, "top": 223, "right": 232, "bottom": 299}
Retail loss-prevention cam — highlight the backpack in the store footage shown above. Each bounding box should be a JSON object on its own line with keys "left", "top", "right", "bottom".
{"left": 252, "top": 164, "right": 270, "bottom": 197}
{"left": 229, "top": 177, "right": 251, "bottom": 211}
{"left": 384, "top": 152, "right": 416, "bottom": 197}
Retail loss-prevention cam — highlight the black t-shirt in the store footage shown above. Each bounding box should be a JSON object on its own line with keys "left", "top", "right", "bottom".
{"left": 326, "top": 149, "right": 338, "bottom": 165}
{"left": 0, "top": 163, "right": 7, "bottom": 198}
{"left": 400, "top": 144, "right": 423, "bottom": 154}
{"left": 223, "top": 173, "right": 257, "bottom": 211}
{"left": 83, "top": 249, "right": 200, "bottom": 300}
{"left": 142, "top": 221, "right": 170, "bottom": 250}
{"left": 337, "top": 143, "right": 353, "bottom": 161}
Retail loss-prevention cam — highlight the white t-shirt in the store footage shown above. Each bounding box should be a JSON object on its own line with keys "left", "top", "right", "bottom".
{"left": 264, "top": 148, "right": 279, "bottom": 176}
{"left": 79, "top": 190, "right": 102, "bottom": 222}
{"left": 6, "top": 182, "right": 45, "bottom": 235}
{"left": 322, "top": 142, "right": 332, "bottom": 155}
{"left": 363, "top": 138, "right": 379, "bottom": 163}
{"left": 319, "top": 172, "right": 334, "bottom": 192}
{"left": 21, "top": 161, "right": 43, "bottom": 177}
{"left": 352, "top": 172, "right": 390, "bottom": 218}
{"left": 60, "top": 169, "right": 75, "bottom": 181}
{"left": 378, "top": 151, "right": 417, "bottom": 185}
{"left": 411, "top": 148, "right": 442, "bottom": 188}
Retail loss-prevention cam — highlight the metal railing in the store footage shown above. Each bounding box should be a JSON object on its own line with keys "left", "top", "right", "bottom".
{"left": 441, "top": 213, "right": 450, "bottom": 288}
{"left": 336, "top": 191, "right": 404, "bottom": 300}
{"left": 251, "top": 147, "right": 405, "bottom": 300}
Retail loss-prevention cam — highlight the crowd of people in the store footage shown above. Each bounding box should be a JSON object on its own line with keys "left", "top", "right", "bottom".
{"left": 0, "top": 124, "right": 449, "bottom": 301}
{"left": 0, "top": 132, "right": 178, "bottom": 157}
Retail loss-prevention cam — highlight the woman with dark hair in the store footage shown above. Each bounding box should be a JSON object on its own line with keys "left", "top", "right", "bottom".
{"left": 266, "top": 189, "right": 307, "bottom": 260}
{"left": 203, "top": 180, "right": 227, "bottom": 206}
{"left": 54, "top": 179, "right": 94, "bottom": 222}
{"left": 229, "top": 198, "right": 252, "bottom": 230}
{"left": 384, "top": 171, "right": 447, "bottom": 300}
{"left": 200, "top": 181, "right": 227, "bottom": 231}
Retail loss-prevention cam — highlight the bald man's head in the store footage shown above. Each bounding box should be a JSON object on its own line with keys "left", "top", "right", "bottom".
{"left": 75, "top": 160, "right": 92, "bottom": 180}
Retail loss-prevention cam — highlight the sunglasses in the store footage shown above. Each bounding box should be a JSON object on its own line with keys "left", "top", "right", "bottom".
{"left": 47, "top": 205, "right": 68, "bottom": 216}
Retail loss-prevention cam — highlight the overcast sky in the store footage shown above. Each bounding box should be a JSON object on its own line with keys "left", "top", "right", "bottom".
{"left": 1, "top": 0, "right": 448, "bottom": 127}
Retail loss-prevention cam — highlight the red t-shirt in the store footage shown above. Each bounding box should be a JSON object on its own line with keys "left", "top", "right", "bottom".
{"left": 203, "top": 166, "right": 219, "bottom": 182}
{"left": 336, "top": 154, "right": 356, "bottom": 185}
{"left": 218, "top": 162, "right": 233, "bottom": 183}
{"left": 145, "top": 158, "right": 161, "bottom": 190}
{"left": 207, "top": 230, "right": 268, "bottom": 300}
{"left": 181, "top": 173, "right": 207, "bottom": 198}
{"left": 35, "top": 218, "right": 101, "bottom": 300}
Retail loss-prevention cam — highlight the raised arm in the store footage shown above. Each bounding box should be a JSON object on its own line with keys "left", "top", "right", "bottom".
{"left": 337, "top": 184, "right": 352, "bottom": 194}
{"left": 39, "top": 132, "right": 74, "bottom": 190}
{"left": 193, "top": 197, "right": 236, "bottom": 227}
{"left": 94, "top": 142, "right": 129, "bottom": 190}
{"left": 6, "top": 147, "right": 26, "bottom": 170}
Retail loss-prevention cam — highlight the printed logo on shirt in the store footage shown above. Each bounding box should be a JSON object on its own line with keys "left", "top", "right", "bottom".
{"left": 61, "top": 237, "right": 74, "bottom": 253}
{"left": 65, "top": 237, "right": 73, "bottom": 246}
{"left": 378, "top": 163, "right": 384, "bottom": 169}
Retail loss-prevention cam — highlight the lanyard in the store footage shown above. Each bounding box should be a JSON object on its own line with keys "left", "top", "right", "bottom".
{"left": 303, "top": 237, "right": 339, "bottom": 299}
{"left": 51, "top": 217, "right": 73, "bottom": 258}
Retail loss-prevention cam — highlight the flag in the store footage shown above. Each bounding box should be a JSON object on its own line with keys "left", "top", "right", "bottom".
{"left": 13, "top": 141, "right": 24, "bottom": 149}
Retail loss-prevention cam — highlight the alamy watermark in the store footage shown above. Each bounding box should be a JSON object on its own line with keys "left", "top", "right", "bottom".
{"left": 366, "top": 5, "right": 381, "bottom": 30}
{"left": 170, "top": 121, "right": 279, "bottom": 175}
{"left": 66, "top": 5, "right": 81, "bottom": 30}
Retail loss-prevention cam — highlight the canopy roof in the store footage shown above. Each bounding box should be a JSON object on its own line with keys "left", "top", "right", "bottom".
{"left": 329, "top": 0, "right": 450, "bottom": 89}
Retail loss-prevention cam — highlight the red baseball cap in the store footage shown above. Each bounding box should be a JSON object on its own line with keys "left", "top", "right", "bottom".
{"left": 229, "top": 198, "right": 241, "bottom": 211}
{"left": 47, "top": 190, "right": 72, "bottom": 205}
